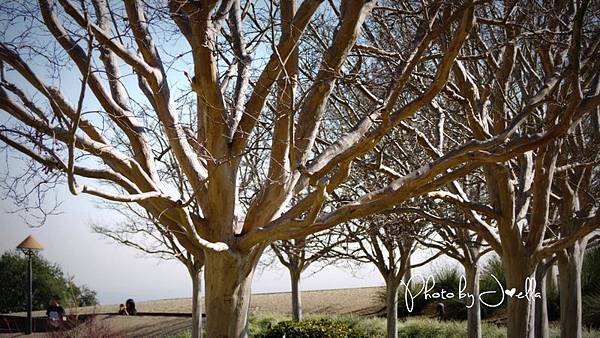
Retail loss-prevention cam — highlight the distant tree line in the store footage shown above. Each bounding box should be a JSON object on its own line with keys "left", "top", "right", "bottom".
{"left": 0, "top": 251, "right": 97, "bottom": 313}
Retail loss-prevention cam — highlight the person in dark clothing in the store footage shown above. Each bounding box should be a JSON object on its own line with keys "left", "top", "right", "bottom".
{"left": 125, "top": 299, "right": 137, "bottom": 315}
{"left": 118, "top": 303, "right": 128, "bottom": 315}
{"left": 46, "top": 295, "right": 66, "bottom": 329}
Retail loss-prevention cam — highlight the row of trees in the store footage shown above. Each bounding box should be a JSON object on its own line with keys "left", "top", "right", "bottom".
{"left": 0, "top": 0, "right": 599, "bottom": 337}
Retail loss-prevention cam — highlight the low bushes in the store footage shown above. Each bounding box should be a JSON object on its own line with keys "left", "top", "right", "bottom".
{"left": 251, "top": 313, "right": 385, "bottom": 338}
{"left": 171, "top": 313, "right": 600, "bottom": 338}
{"left": 397, "top": 283, "right": 429, "bottom": 317}
{"left": 397, "top": 318, "right": 505, "bottom": 338}
{"left": 249, "top": 313, "right": 509, "bottom": 338}
{"left": 394, "top": 260, "right": 506, "bottom": 319}
{"left": 255, "top": 318, "right": 366, "bottom": 338}
{"left": 582, "top": 245, "right": 600, "bottom": 328}
{"left": 248, "top": 312, "right": 290, "bottom": 336}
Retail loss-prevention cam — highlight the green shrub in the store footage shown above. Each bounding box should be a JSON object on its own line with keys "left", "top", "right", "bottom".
{"left": 249, "top": 312, "right": 291, "bottom": 336}
{"left": 394, "top": 263, "right": 506, "bottom": 319}
{"left": 582, "top": 246, "right": 600, "bottom": 328}
{"left": 397, "top": 282, "right": 429, "bottom": 317}
{"left": 430, "top": 268, "right": 468, "bottom": 320}
{"left": 479, "top": 256, "right": 507, "bottom": 313}
{"left": 314, "top": 314, "right": 386, "bottom": 338}
{"left": 255, "top": 318, "right": 368, "bottom": 338}
{"left": 168, "top": 313, "right": 600, "bottom": 338}
{"left": 433, "top": 268, "right": 461, "bottom": 294}
{"left": 406, "top": 266, "right": 495, "bottom": 320}
{"left": 397, "top": 318, "right": 505, "bottom": 338}
{"left": 439, "top": 298, "right": 468, "bottom": 321}
{"left": 0, "top": 251, "right": 98, "bottom": 313}
{"left": 582, "top": 245, "right": 600, "bottom": 293}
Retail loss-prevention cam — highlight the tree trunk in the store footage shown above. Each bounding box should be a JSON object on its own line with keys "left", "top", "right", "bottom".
{"left": 465, "top": 264, "right": 481, "bottom": 338}
{"left": 548, "top": 263, "right": 558, "bottom": 291}
{"left": 558, "top": 242, "right": 585, "bottom": 338}
{"left": 504, "top": 255, "right": 536, "bottom": 338}
{"left": 191, "top": 267, "right": 203, "bottom": 338}
{"left": 204, "top": 251, "right": 256, "bottom": 338}
{"left": 385, "top": 280, "right": 400, "bottom": 338}
{"left": 534, "top": 262, "right": 549, "bottom": 338}
{"left": 290, "top": 269, "right": 303, "bottom": 321}
{"left": 403, "top": 254, "right": 412, "bottom": 285}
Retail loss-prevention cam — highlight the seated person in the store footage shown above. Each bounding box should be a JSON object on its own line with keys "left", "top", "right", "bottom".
{"left": 46, "top": 296, "right": 66, "bottom": 329}
{"left": 125, "top": 299, "right": 137, "bottom": 315}
{"left": 118, "top": 303, "right": 128, "bottom": 315}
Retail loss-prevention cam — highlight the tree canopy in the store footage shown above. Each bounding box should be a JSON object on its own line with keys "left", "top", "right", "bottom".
{"left": 0, "top": 250, "right": 97, "bottom": 313}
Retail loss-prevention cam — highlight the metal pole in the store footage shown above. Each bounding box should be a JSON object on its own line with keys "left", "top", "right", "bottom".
{"left": 26, "top": 250, "right": 32, "bottom": 335}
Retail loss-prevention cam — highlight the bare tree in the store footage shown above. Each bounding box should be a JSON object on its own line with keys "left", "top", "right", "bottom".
{"left": 409, "top": 2, "right": 600, "bottom": 336}
{"left": 412, "top": 206, "right": 490, "bottom": 338}
{"left": 1, "top": 1, "right": 598, "bottom": 336}
{"left": 534, "top": 256, "right": 556, "bottom": 338}
{"left": 269, "top": 230, "right": 345, "bottom": 321}
{"left": 554, "top": 102, "right": 600, "bottom": 338}
{"left": 331, "top": 214, "right": 442, "bottom": 338}
{"left": 92, "top": 204, "right": 205, "bottom": 338}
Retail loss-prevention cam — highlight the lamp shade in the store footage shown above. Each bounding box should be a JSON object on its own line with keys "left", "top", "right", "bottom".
{"left": 16, "top": 235, "right": 44, "bottom": 251}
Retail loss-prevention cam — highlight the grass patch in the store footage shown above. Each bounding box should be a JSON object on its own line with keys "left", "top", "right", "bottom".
{"left": 397, "top": 318, "right": 504, "bottom": 338}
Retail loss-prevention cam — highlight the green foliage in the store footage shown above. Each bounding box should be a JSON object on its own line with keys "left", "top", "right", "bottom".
{"left": 433, "top": 268, "right": 461, "bottom": 294}
{"left": 395, "top": 263, "right": 504, "bottom": 319}
{"left": 75, "top": 285, "right": 99, "bottom": 307}
{"left": 0, "top": 250, "right": 98, "bottom": 313}
{"left": 474, "top": 246, "right": 600, "bottom": 327}
{"left": 251, "top": 313, "right": 385, "bottom": 338}
{"left": 170, "top": 313, "right": 600, "bottom": 338}
{"left": 397, "top": 282, "right": 429, "bottom": 317}
{"left": 582, "top": 245, "right": 600, "bottom": 292}
{"left": 429, "top": 268, "right": 468, "bottom": 320}
{"left": 583, "top": 293, "right": 600, "bottom": 329}
{"left": 256, "top": 318, "right": 363, "bottom": 338}
{"left": 582, "top": 245, "right": 600, "bottom": 327}
{"left": 249, "top": 312, "right": 291, "bottom": 337}
{"left": 398, "top": 318, "right": 600, "bottom": 338}
{"left": 397, "top": 318, "right": 505, "bottom": 338}
{"left": 308, "top": 314, "right": 386, "bottom": 338}
{"left": 479, "top": 256, "right": 506, "bottom": 312}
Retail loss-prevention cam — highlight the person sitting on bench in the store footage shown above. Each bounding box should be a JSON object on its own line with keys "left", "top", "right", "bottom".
{"left": 46, "top": 295, "right": 66, "bottom": 330}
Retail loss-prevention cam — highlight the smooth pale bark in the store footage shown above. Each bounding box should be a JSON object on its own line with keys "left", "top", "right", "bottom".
{"left": 403, "top": 255, "right": 412, "bottom": 285}
{"left": 548, "top": 264, "right": 558, "bottom": 291}
{"left": 558, "top": 242, "right": 585, "bottom": 338}
{"left": 290, "top": 269, "right": 303, "bottom": 321}
{"left": 504, "top": 255, "right": 536, "bottom": 338}
{"left": 385, "top": 279, "right": 400, "bottom": 338}
{"left": 190, "top": 268, "right": 203, "bottom": 338}
{"left": 534, "top": 262, "right": 550, "bottom": 338}
{"left": 204, "top": 252, "right": 256, "bottom": 338}
{"left": 465, "top": 264, "right": 481, "bottom": 338}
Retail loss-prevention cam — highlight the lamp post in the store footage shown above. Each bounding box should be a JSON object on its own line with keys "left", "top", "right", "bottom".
{"left": 16, "top": 235, "right": 44, "bottom": 335}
